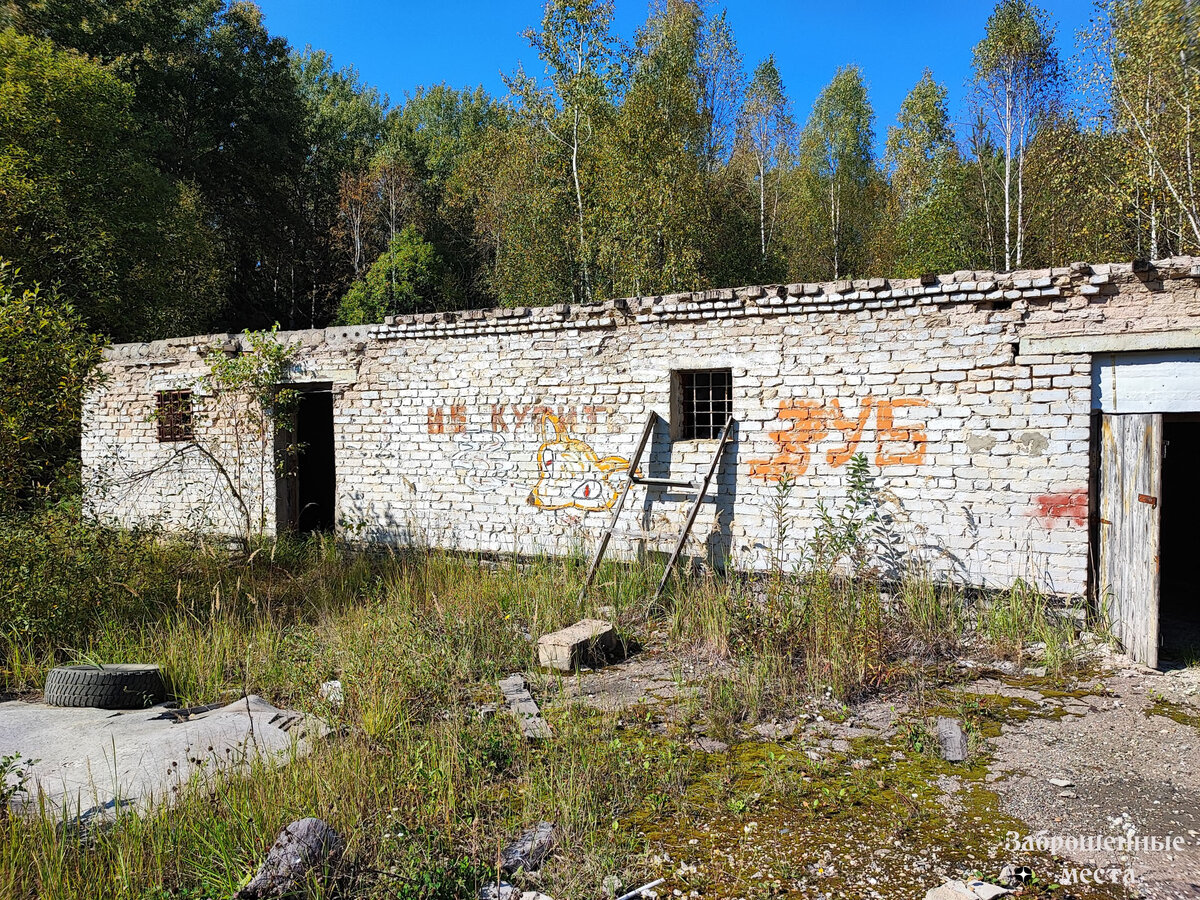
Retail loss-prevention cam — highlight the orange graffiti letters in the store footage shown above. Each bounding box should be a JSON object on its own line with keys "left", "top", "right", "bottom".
{"left": 426, "top": 404, "right": 466, "bottom": 435}
{"left": 874, "top": 398, "right": 930, "bottom": 466}
{"left": 749, "top": 395, "right": 929, "bottom": 480}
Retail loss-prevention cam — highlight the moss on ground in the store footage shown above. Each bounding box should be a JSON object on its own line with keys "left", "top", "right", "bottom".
{"left": 621, "top": 668, "right": 1135, "bottom": 900}
{"left": 1143, "top": 694, "right": 1200, "bottom": 731}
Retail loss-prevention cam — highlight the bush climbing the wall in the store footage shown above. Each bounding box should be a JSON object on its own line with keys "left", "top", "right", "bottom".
{"left": 0, "top": 261, "right": 105, "bottom": 511}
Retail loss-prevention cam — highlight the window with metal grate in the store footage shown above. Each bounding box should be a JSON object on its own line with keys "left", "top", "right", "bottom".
{"left": 673, "top": 369, "right": 732, "bottom": 440}
{"left": 156, "top": 390, "right": 194, "bottom": 442}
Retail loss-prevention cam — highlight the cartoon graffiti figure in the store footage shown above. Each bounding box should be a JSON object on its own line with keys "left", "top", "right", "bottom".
{"left": 528, "top": 413, "right": 629, "bottom": 512}
{"left": 451, "top": 430, "right": 518, "bottom": 492}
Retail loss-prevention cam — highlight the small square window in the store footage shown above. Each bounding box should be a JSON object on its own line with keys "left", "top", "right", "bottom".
{"left": 673, "top": 369, "right": 732, "bottom": 440}
{"left": 156, "top": 390, "right": 194, "bottom": 442}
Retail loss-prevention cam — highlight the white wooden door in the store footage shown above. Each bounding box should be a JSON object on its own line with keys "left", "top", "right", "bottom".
{"left": 1099, "top": 413, "right": 1162, "bottom": 667}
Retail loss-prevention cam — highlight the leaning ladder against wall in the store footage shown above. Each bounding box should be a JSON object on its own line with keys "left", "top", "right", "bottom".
{"left": 580, "top": 410, "right": 734, "bottom": 603}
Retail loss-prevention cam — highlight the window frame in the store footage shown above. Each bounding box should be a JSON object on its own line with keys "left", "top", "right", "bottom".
{"left": 671, "top": 368, "right": 733, "bottom": 441}
{"left": 156, "top": 389, "right": 195, "bottom": 442}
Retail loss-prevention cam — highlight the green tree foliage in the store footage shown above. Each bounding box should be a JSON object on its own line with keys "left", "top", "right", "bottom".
{"left": 465, "top": 119, "right": 576, "bottom": 307}
{"left": 335, "top": 226, "right": 442, "bottom": 325}
{"left": 291, "top": 50, "right": 386, "bottom": 326}
{"left": 8, "top": 0, "right": 1200, "bottom": 342}
{"left": 0, "top": 262, "right": 104, "bottom": 511}
{"left": 0, "top": 28, "right": 222, "bottom": 340}
{"left": 505, "top": 0, "right": 619, "bottom": 303}
{"left": 383, "top": 85, "right": 506, "bottom": 305}
{"left": 971, "top": 0, "right": 1059, "bottom": 270}
{"left": 17, "top": 1, "right": 374, "bottom": 331}
{"left": 1090, "top": 0, "right": 1200, "bottom": 257}
{"left": 883, "top": 71, "right": 973, "bottom": 276}
{"left": 784, "top": 66, "right": 879, "bottom": 281}
{"left": 737, "top": 55, "right": 795, "bottom": 268}
{"left": 593, "top": 0, "right": 714, "bottom": 297}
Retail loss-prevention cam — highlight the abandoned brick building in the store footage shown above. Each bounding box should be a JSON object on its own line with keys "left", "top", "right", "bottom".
{"left": 82, "top": 258, "right": 1200, "bottom": 667}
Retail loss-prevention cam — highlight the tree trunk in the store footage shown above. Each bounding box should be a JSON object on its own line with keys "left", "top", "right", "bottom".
{"left": 759, "top": 152, "right": 767, "bottom": 260}
{"left": 571, "top": 106, "right": 590, "bottom": 303}
{"left": 1003, "top": 69, "right": 1013, "bottom": 271}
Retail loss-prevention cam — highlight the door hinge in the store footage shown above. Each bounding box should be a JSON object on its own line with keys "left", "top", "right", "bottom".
{"left": 1138, "top": 493, "right": 1158, "bottom": 508}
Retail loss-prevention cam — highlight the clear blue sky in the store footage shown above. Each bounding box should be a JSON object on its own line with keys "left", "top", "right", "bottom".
{"left": 254, "top": 1, "right": 1100, "bottom": 149}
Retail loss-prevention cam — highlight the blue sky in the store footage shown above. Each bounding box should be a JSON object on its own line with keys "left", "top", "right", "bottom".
{"left": 255, "top": 1, "right": 1100, "bottom": 149}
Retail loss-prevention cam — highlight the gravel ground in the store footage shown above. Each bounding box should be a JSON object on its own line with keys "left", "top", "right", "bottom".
{"left": 987, "top": 657, "right": 1200, "bottom": 900}
{"left": 552, "top": 640, "right": 1200, "bottom": 900}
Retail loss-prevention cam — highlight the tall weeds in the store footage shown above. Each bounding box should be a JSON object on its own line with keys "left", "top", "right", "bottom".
{"left": 0, "top": 498, "right": 1083, "bottom": 899}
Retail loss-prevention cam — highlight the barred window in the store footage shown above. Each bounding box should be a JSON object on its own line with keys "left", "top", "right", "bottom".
{"left": 674, "top": 369, "right": 732, "bottom": 440}
{"left": 156, "top": 390, "right": 194, "bottom": 442}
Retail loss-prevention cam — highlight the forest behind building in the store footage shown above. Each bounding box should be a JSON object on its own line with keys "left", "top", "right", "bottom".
{"left": 0, "top": 0, "right": 1198, "bottom": 344}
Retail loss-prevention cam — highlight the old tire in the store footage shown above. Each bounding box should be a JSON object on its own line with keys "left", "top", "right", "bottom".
{"left": 44, "top": 664, "right": 166, "bottom": 709}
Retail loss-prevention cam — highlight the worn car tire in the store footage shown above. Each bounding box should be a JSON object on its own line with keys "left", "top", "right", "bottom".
{"left": 44, "top": 664, "right": 166, "bottom": 709}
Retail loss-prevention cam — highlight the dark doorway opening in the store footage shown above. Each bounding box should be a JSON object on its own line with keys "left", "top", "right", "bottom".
{"left": 290, "top": 387, "right": 336, "bottom": 534}
{"left": 1160, "top": 416, "right": 1200, "bottom": 663}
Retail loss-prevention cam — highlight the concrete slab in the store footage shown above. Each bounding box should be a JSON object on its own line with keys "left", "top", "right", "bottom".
{"left": 497, "top": 675, "right": 551, "bottom": 740}
{"left": 0, "top": 695, "right": 328, "bottom": 822}
{"left": 537, "top": 619, "right": 617, "bottom": 671}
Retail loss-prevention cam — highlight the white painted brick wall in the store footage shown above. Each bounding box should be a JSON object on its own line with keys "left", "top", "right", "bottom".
{"left": 81, "top": 259, "right": 1200, "bottom": 596}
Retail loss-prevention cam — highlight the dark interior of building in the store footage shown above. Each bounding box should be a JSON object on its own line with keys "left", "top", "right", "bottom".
{"left": 294, "top": 389, "right": 336, "bottom": 534}
{"left": 1159, "top": 417, "right": 1200, "bottom": 663}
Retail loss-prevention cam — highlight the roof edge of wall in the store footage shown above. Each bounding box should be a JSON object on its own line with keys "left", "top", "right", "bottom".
{"left": 103, "top": 255, "right": 1200, "bottom": 361}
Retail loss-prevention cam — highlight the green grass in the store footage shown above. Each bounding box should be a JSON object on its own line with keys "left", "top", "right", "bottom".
{"left": 0, "top": 508, "right": 1090, "bottom": 899}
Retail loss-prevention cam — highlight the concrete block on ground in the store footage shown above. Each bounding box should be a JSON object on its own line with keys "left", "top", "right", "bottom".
{"left": 497, "top": 675, "right": 551, "bottom": 740}
{"left": 937, "top": 716, "right": 969, "bottom": 762}
{"left": 537, "top": 619, "right": 618, "bottom": 671}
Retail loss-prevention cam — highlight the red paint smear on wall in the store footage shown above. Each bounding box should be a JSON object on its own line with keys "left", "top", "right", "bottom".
{"left": 1032, "top": 490, "right": 1088, "bottom": 528}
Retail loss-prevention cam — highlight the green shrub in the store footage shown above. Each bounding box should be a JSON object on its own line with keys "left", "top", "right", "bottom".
{"left": 0, "top": 262, "right": 104, "bottom": 511}
{"left": 335, "top": 225, "right": 442, "bottom": 324}
{"left": 0, "top": 510, "right": 156, "bottom": 642}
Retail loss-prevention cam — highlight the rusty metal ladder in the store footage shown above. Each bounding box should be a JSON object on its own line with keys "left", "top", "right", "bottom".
{"left": 579, "top": 410, "right": 734, "bottom": 602}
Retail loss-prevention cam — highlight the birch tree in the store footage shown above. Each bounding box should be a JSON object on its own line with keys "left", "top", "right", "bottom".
{"left": 971, "top": 0, "right": 1059, "bottom": 270}
{"left": 1088, "top": 0, "right": 1200, "bottom": 256}
{"left": 507, "top": 0, "right": 618, "bottom": 303}
{"left": 738, "top": 55, "right": 795, "bottom": 262}
{"left": 788, "top": 66, "right": 877, "bottom": 281}
{"left": 595, "top": 0, "right": 710, "bottom": 297}
{"left": 697, "top": 7, "right": 745, "bottom": 171}
{"left": 884, "top": 71, "right": 972, "bottom": 275}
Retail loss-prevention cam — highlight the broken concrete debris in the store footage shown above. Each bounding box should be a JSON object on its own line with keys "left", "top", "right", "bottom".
{"left": 317, "top": 679, "right": 343, "bottom": 707}
{"left": 497, "top": 674, "right": 551, "bottom": 740}
{"left": 923, "top": 879, "right": 1011, "bottom": 900}
{"left": 969, "top": 882, "right": 1012, "bottom": 900}
{"left": 500, "top": 821, "right": 557, "bottom": 874}
{"left": 537, "top": 619, "right": 618, "bottom": 671}
{"left": 936, "top": 717, "right": 969, "bottom": 762}
{"left": 478, "top": 885, "right": 553, "bottom": 900}
{"left": 233, "top": 817, "right": 345, "bottom": 899}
